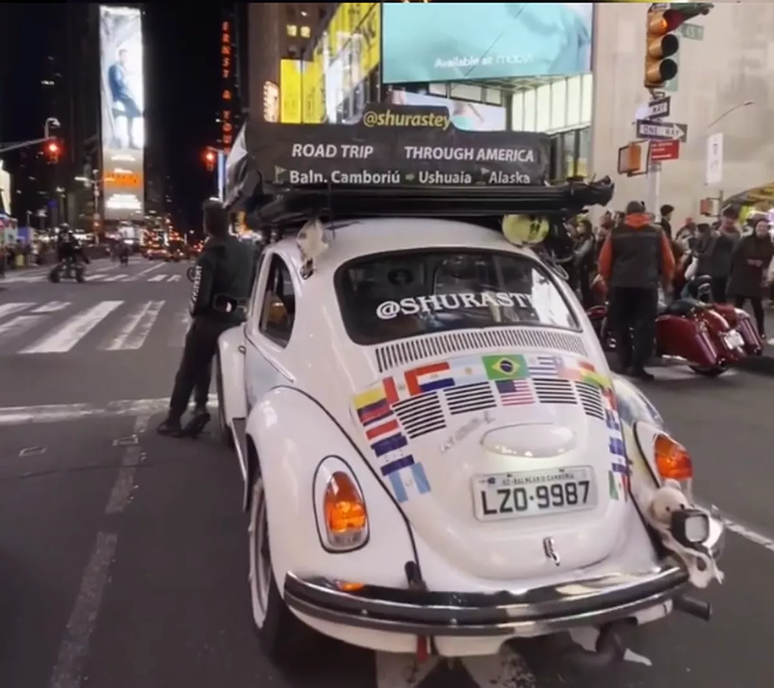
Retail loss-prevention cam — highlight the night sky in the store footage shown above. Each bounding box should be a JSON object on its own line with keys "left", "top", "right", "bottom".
{"left": 1, "top": 3, "right": 227, "bottom": 231}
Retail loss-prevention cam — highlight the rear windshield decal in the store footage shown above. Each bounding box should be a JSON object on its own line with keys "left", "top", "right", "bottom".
{"left": 375, "top": 291, "right": 534, "bottom": 320}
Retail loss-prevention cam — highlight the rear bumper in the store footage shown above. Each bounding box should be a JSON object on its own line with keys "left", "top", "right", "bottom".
{"left": 284, "top": 517, "right": 724, "bottom": 638}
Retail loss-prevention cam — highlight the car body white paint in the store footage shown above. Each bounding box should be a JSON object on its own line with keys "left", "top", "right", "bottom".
{"left": 217, "top": 216, "right": 722, "bottom": 658}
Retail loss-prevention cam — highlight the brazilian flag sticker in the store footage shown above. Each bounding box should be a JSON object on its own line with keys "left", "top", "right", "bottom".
{"left": 482, "top": 354, "right": 529, "bottom": 380}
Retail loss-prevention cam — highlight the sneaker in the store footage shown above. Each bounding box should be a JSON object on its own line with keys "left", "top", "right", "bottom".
{"left": 156, "top": 416, "right": 183, "bottom": 437}
{"left": 629, "top": 368, "right": 655, "bottom": 382}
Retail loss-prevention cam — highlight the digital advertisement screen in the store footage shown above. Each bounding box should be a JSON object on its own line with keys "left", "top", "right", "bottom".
{"left": 382, "top": 3, "right": 593, "bottom": 84}
{"left": 99, "top": 5, "right": 145, "bottom": 221}
{"left": 390, "top": 91, "right": 506, "bottom": 132}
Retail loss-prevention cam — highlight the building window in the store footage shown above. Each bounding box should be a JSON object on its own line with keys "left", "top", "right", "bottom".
{"left": 287, "top": 24, "right": 297, "bottom": 37}
{"left": 522, "top": 90, "right": 536, "bottom": 131}
{"left": 300, "top": 25, "right": 310, "bottom": 38}
{"left": 581, "top": 74, "right": 593, "bottom": 124}
{"left": 511, "top": 92, "right": 524, "bottom": 131}
{"left": 535, "top": 84, "right": 551, "bottom": 132}
{"left": 566, "top": 76, "right": 582, "bottom": 127}
{"left": 550, "top": 79, "right": 567, "bottom": 131}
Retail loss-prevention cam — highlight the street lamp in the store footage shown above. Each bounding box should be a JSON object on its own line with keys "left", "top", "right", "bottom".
{"left": 706, "top": 100, "right": 753, "bottom": 130}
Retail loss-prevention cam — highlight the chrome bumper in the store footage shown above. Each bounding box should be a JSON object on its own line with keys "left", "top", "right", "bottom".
{"left": 284, "top": 517, "right": 724, "bottom": 638}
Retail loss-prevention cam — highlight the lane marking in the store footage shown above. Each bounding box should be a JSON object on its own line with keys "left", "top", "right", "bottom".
{"left": 723, "top": 516, "right": 774, "bottom": 554}
{"left": 32, "top": 301, "right": 71, "bottom": 314}
{"left": 101, "top": 300, "right": 164, "bottom": 351}
{"left": 168, "top": 308, "right": 191, "bottom": 346}
{"left": 48, "top": 531, "right": 118, "bottom": 688}
{"left": 105, "top": 415, "right": 149, "bottom": 514}
{"left": 0, "top": 395, "right": 218, "bottom": 426}
{"left": 87, "top": 274, "right": 107, "bottom": 282}
{"left": 134, "top": 262, "right": 166, "bottom": 278}
{"left": 147, "top": 274, "right": 167, "bottom": 282}
{"left": 99, "top": 274, "right": 126, "bottom": 282}
{"left": 167, "top": 274, "right": 181, "bottom": 282}
{"left": 20, "top": 300, "right": 123, "bottom": 354}
{"left": 0, "top": 302, "right": 34, "bottom": 319}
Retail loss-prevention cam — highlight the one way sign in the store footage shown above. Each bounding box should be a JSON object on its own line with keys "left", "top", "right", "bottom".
{"left": 636, "top": 120, "right": 689, "bottom": 143}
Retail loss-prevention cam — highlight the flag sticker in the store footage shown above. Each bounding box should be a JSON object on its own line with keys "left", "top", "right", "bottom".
{"left": 449, "top": 356, "right": 489, "bottom": 386}
{"left": 381, "top": 454, "right": 415, "bottom": 476}
{"left": 527, "top": 354, "right": 561, "bottom": 377}
{"left": 608, "top": 470, "right": 619, "bottom": 501}
{"left": 371, "top": 432, "right": 408, "bottom": 457}
{"left": 404, "top": 362, "right": 453, "bottom": 396}
{"left": 387, "top": 462, "right": 431, "bottom": 503}
{"left": 355, "top": 396, "right": 392, "bottom": 426}
{"left": 482, "top": 354, "right": 528, "bottom": 380}
{"left": 495, "top": 378, "right": 534, "bottom": 406}
{"left": 609, "top": 437, "right": 626, "bottom": 457}
{"left": 365, "top": 418, "right": 400, "bottom": 441}
{"left": 612, "top": 462, "right": 629, "bottom": 501}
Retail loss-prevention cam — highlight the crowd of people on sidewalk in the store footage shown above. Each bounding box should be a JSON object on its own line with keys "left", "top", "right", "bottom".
{"left": 0, "top": 239, "right": 46, "bottom": 277}
{"left": 564, "top": 203, "right": 774, "bottom": 334}
{"left": 558, "top": 201, "right": 773, "bottom": 379}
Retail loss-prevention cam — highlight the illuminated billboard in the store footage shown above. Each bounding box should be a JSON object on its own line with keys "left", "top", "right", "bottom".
{"left": 99, "top": 5, "right": 145, "bottom": 221}
{"left": 382, "top": 3, "right": 593, "bottom": 84}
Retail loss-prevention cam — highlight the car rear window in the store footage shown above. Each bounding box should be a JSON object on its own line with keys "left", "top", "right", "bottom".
{"left": 336, "top": 249, "right": 579, "bottom": 346}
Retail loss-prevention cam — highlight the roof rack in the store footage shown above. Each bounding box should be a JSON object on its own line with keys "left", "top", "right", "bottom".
{"left": 252, "top": 180, "right": 614, "bottom": 229}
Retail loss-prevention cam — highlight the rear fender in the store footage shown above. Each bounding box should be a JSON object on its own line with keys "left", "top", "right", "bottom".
{"left": 247, "top": 387, "right": 417, "bottom": 591}
{"left": 217, "top": 325, "right": 247, "bottom": 425}
{"left": 656, "top": 313, "right": 720, "bottom": 366}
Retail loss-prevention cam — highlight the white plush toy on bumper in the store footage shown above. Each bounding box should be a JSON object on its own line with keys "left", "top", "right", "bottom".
{"left": 644, "top": 479, "right": 724, "bottom": 588}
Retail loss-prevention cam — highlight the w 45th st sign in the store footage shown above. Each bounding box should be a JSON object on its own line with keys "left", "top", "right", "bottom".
{"left": 636, "top": 120, "right": 689, "bottom": 143}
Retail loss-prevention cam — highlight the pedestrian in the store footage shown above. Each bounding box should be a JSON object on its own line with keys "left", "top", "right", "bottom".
{"left": 727, "top": 217, "right": 774, "bottom": 338}
{"left": 597, "top": 200, "right": 676, "bottom": 380}
{"left": 157, "top": 200, "right": 256, "bottom": 437}
{"left": 574, "top": 218, "right": 596, "bottom": 308}
{"left": 659, "top": 204, "right": 674, "bottom": 240}
{"left": 707, "top": 206, "right": 742, "bottom": 303}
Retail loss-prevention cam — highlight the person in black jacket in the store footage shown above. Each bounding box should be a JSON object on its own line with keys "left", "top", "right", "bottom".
{"left": 157, "top": 201, "right": 255, "bottom": 437}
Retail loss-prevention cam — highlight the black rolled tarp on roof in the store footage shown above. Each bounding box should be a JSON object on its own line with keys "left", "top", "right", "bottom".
{"left": 224, "top": 104, "right": 613, "bottom": 225}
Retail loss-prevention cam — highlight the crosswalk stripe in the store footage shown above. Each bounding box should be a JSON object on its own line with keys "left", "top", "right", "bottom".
{"left": 167, "top": 274, "right": 181, "bottom": 282}
{"left": 20, "top": 300, "right": 124, "bottom": 354}
{"left": 88, "top": 274, "right": 107, "bottom": 281}
{"left": 101, "top": 300, "right": 165, "bottom": 351}
{"left": 100, "top": 274, "right": 124, "bottom": 282}
{"left": 0, "top": 303, "right": 34, "bottom": 319}
{"left": 0, "top": 315, "right": 46, "bottom": 339}
{"left": 147, "top": 274, "right": 167, "bottom": 282}
{"left": 31, "top": 301, "right": 71, "bottom": 313}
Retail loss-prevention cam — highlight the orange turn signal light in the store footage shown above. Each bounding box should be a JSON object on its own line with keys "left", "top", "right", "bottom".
{"left": 654, "top": 434, "right": 693, "bottom": 481}
{"left": 336, "top": 581, "right": 365, "bottom": 592}
{"left": 324, "top": 472, "right": 368, "bottom": 535}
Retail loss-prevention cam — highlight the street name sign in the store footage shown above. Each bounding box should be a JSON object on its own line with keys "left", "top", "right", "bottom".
{"left": 644, "top": 96, "right": 671, "bottom": 120}
{"left": 635, "top": 120, "right": 688, "bottom": 143}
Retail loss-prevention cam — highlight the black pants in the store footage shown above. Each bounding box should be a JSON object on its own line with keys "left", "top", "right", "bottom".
{"left": 733, "top": 295, "right": 765, "bottom": 336}
{"left": 169, "top": 318, "right": 233, "bottom": 420}
{"left": 608, "top": 287, "right": 659, "bottom": 371}
{"left": 711, "top": 277, "right": 727, "bottom": 303}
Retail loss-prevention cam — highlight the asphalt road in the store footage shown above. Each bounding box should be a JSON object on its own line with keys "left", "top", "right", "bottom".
{"left": 0, "top": 268, "right": 772, "bottom": 688}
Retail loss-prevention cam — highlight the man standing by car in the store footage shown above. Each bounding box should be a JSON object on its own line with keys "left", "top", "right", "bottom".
{"left": 597, "top": 201, "right": 676, "bottom": 381}
{"left": 157, "top": 201, "right": 255, "bottom": 437}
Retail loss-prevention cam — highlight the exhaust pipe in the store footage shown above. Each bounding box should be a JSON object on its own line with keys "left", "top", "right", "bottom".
{"left": 674, "top": 594, "right": 712, "bottom": 621}
{"left": 556, "top": 623, "right": 628, "bottom": 678}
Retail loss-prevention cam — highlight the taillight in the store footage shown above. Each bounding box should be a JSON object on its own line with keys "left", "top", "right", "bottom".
{"left": 654, "top": 433, "right": 693, "bottom": 492}
{"left": 323, "top": 471, "right": 368, "bottom": 551}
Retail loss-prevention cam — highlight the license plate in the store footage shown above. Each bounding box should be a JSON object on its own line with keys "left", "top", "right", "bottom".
{"left": 473, "top": 467, "right": 597, "bottom": 522}
{"left": 724, "top": 330, "right": 744, "bottom": 349}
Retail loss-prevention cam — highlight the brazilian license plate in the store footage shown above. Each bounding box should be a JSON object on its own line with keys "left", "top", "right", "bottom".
{"left": 473, "top": 466, "right": 597, "bottom": 522}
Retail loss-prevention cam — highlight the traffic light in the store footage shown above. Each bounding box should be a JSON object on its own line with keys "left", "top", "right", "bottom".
{"left": 644, "top": 3, "right": 713, "bottom": 89}
{"left": 204, "top": 149, "right": 215, "bottom": 172}
{"left": 45, "top": 139, "right": 61, "bottom": 163}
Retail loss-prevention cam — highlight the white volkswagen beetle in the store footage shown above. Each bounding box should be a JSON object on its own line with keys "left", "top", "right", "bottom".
{"left": 215, "top": 183, "right": 724, "bottom": 674}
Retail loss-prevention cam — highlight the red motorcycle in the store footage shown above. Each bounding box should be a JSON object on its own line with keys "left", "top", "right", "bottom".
{"left": 587, "top": 278, "right": 763, "bottom": 377}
